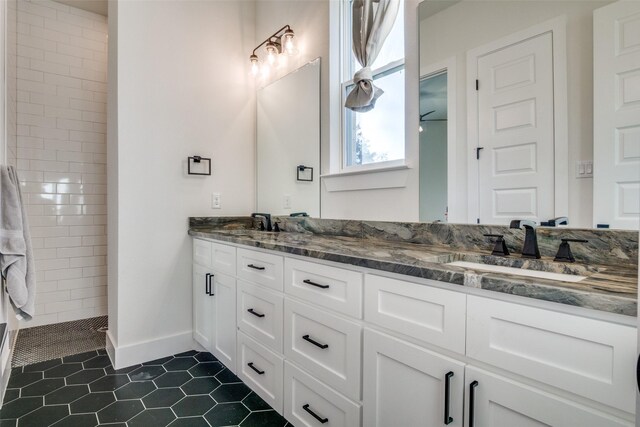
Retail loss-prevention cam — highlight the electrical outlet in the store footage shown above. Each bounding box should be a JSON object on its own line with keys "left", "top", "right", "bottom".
{"left": 212, "top": 193, "right": 221, "bottom": 209}
{"left": 575, "top": 160, "right": 593, "bottom": 178}
{"left": 283, "top": 194, "right": 292, "bottom": 209}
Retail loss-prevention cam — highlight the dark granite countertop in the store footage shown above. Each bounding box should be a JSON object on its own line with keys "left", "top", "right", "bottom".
{"left": 188, "top": 228, "right": 637, "bottom": 317}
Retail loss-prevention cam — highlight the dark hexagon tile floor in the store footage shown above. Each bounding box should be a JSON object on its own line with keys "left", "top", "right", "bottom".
{"left": 0, "top": 350, "right": 292, "bottom": 426}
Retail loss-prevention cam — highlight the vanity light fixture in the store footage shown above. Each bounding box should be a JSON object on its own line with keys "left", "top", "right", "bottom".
{"left": 250, "top": 25, "right": 297, "bottom": 77}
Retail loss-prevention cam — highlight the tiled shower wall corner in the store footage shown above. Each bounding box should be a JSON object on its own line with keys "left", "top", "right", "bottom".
{"left": 6, "top": 0, "right": 18, "bottom": 169}
{"left": 16, "top": 0, "right": 107, "bottom": 327}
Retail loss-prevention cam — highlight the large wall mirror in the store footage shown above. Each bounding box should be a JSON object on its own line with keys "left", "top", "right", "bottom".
{"left": 419, "top": 0, "right": 640, "bottom": 230}
{"left": 257, "top": 59, "right": 321, "bottom": 217}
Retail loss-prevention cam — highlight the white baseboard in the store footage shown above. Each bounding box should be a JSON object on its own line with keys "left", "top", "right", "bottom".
{"left": 106, "top": 330, "right": 194, "bottom": 369}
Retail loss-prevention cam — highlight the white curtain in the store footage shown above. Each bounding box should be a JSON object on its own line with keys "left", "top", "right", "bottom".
{"left": 344, "top": 0, "right": 401, "bottom": 113}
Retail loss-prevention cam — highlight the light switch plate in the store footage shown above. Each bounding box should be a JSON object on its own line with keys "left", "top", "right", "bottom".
{"left": 212, "top": 193, "right": 221, "bottom": 209}
{"left": 575, "top": 160, "right": 593, "bottom": 178}
{"left": 283, "top": 194, "right": 292, "bottom": 209}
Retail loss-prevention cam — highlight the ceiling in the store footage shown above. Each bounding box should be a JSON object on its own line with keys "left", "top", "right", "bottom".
{"left": 52, "top": 0, "right": 107, "bottom": 16}
{"left": 419, "top": 0, "right": 461, "bottom": 21}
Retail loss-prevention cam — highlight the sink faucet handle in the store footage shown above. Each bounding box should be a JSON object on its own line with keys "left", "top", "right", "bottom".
{"left": 483, "top": 234, "right": 510, "bottom": 257}
{"left": 554, "top": 239, "right": 588, "bottom": 263}
{"left": 541, "top": 217, "right": 569, "bottom": 226}
{"left": 561, "top": 238, "right": 588, "bottom": 243}
{"left": 250, "top": 212, "right": 273, "bottom": 232}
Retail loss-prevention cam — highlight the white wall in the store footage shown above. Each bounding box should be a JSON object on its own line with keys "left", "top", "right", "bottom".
{"left": 419, "top": 0, "right": 612, "bottom": 228}
{"left": 15, "top": 0, "right": 108, "bottom": 327}
{"left": 108, "top": 0, "right": 255, "bottom": 367}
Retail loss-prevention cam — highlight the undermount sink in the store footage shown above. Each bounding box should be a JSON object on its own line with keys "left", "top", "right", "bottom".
{"left": 440, "top": 253, "right": 605, "bottom": 283}
{"left": 446, "top": 261, "right": 587, "bottom": 283}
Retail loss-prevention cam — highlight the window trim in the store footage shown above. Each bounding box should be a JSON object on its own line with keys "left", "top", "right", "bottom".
{"left": 339, "top": 0, "right": 406, "bottom": 173}
{"left": 341, "top": 59, "right": 406, "bottom": 172}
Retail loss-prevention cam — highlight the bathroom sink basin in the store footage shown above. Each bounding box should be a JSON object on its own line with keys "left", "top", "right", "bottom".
{"left": 438, "top": 253, "right": 605, "bottom": 283}
{"left": 446, "top": 261, "right": 587, "bottom": 283}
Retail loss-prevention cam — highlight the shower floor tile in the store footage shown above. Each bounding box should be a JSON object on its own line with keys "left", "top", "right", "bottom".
{"left": 12, "top": 317, "right": 108, "bottom": 368}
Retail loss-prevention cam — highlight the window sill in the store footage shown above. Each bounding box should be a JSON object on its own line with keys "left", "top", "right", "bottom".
{"left": 321, "top": 164, "right": 411, "bottom": 192}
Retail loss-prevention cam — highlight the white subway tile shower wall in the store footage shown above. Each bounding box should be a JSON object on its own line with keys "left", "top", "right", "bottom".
{"left": 16, "top": 0, "right": 107, "bottom": 327}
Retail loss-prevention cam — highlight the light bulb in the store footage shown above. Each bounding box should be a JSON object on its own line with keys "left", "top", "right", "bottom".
{"left": 249, "top": 54, "right": 259, "bottom": 77}
{"left": 266, "top": 42, "right": 277, "bottom": 65}
{"left": 419, "top": 125, "right": 423, "bottom": 133}
{"left": 282, "top": 28, "right": 296, "bottom": 55}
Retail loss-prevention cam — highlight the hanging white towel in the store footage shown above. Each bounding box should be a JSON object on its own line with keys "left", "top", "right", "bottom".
{"left": 0, "top": 166, "right": 36, "bottom": 320}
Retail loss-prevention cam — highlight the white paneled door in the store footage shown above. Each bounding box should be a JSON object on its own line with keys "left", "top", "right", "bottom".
{"left": 594, "top": 0, "right": 640, "bottom": 230}
{"left": 476, "top": 32, "right": 555, "bottom": 225}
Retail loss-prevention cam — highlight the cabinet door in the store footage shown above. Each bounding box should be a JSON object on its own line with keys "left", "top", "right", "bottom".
{"left": 363, "top": 328, "right": 465, "bottom": 427}
{"left": 211, "top": 272, "right": 237, "bottom": 373}
{"left": 465, "top": 367, "right": 633, "bottom": 427}
{"left": 193, "top": 263, "right": 214, "bottom": 351}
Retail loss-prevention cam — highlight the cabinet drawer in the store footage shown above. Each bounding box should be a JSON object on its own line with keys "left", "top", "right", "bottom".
{"left": 237, "top": 248, "right": 284, "bottom": 291}
{"left": 237, "top": 280, "right": 283, "bottom": 353}
{"left": 284, "top": 299, "right": 361, "bottom": 401}
{"left": 237, "top": 332, "right": 284, "bottom": 414}
{"left": 284, "top": 361, "right": 361, "bottom": 427}
{"left": 193, "top": 239, "right": 212, "bottom": 267}
{"left": 466, "top": 295, "right": 637, "bottom": 413}
{"left": 211, "top": 242, "right": 236, "bottom": 276}
{"left": 285, "top": 258, "right": 363, "bottom": 318}
{"left": 364, "top": 274, "right": 466, "bottom": 354}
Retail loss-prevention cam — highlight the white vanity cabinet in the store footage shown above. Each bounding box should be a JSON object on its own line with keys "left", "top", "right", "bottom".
{"left": 192, "top": 238, "right": 636, "bottom": 426}
{"left": 192, "top": 239, "right": 237, "bottom": 373}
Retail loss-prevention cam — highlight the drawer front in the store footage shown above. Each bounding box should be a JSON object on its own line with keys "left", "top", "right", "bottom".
{"left": 193, "top": 239, "right": 212, "bottom": 267}
{"left": 237, "top": 280, "right": 283, "bottom": 353}
{"left": 237, "top": 332, "right": 284, "bottom": 414}
{"left": 467, "top": 295, "right": 637, "bottom": 413}
{"left": 237, "top": 248, "right": 284, "bottom": 291}
{"left": 285, "top": 258, "right": 363, "bottom": 318}
{"left": 364, "top": 274, "right": 466, "bottom": 354}
{"left": 211, "top": 242, "right": 236, "bottom": 276}
{"left": 284, "top": 361, "right": 361, "bottom": 427}
{"left": 284, "top": 299, "right": 361, "bottom": 401}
